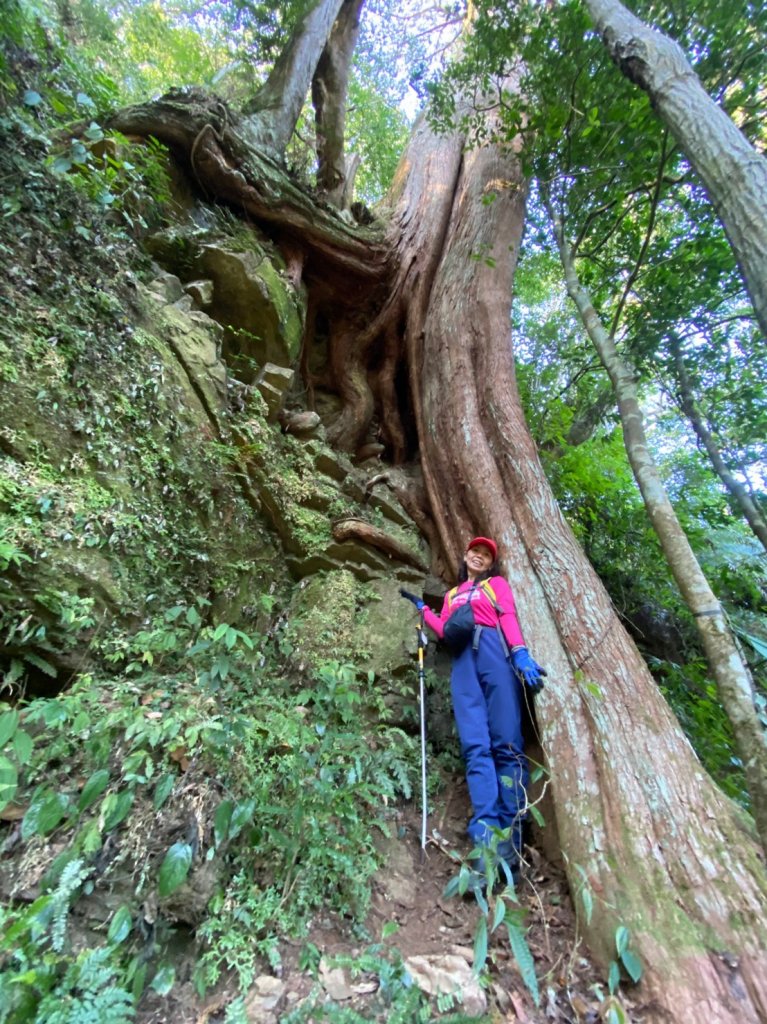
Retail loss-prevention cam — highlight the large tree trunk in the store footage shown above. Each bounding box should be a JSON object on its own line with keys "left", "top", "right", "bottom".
{"left": 583, "top": 0, "right": 767, "bottom": 341}
{"left": 242, "top": 0, "right": 348, "bottom": 155}
{"left": 312, "top": 0, "right": 365, "bottom": 205}
{"left": 385, "top": 92, "right": 767, "bottom": 1023}
{"left": 548, "top": 200, "right": 767, "bottom": 856}
{"left": 108, "top": 90, "right": 388, "bottom": 286}
{"left": 670, "top": 337, "right": 767, "bottom": 555}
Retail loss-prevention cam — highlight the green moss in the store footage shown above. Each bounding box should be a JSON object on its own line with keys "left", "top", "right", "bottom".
{"left": 285, "top": 571, "right": 366, "bottom": 669}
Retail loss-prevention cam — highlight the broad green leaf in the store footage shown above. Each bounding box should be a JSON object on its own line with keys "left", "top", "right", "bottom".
{"left": 472, "top": 915, "right": 488, "bottom": 975}
{"left": 507, "top": 921, "right": 539, "bottom": 1006}
{"left": 0, "top": 895, "right": 52, "bottom": 952}
{"left": 102, "top": 789, "right": 134, "bottom": 831}
{"left": 81, "top": 819, "right": 103, "bottom": 855}
{"left": 608, "top": 958, "right": 621, "bottom": 994}
{"left": 52, "top": 156, "right": 73, "bottom": 175}
{"left": 83, "top": 122, "right": 104, "bottom": 142}
{"left": 0, "top": 710, "right": 19, "bottom": 747}
{"left": 108, "top": 906, "right": 133, "bottom": 944}
{"left": 228, "top": 798, "right": 256, "bottom": 840}
{"left": 492, "top": 896, "right": 506, "bottom": 932}
{"left": 620, "top": 949, "right": 642, "bottom": 983}
{"left": 615, "top": 925, "right": 630, "bottom": 956}
{"left": 78, "top": 769, "right": 110, "bottom": 812}
{"left": 23, "top": 653, "right": 56, "bottom": 677}
{"left": 151, "top": 964, "right": 176, "bottom": 995}
{"left": 12, "top": 730, "right": 33, "bottom": 765}
{"left": 213, "top": 799, "right": 233, "bottom": 846}
{"left": 72, "top": 711, "right": 90, "bottom": 733}
{"left": 153, "top": 774, "right": 174, "bottom": 810}
{"left": 442, "top": 874, "right": 461, "bottom": 899}
{"left": 22, "top": 791, "right": 68, "bottom": 839}
{"left": 607, "top": 1004, "right": 628, "bottom": 1024}
{"left": 529, "top": 804, "right": 545, "bottom": 827}
{"left": 0, "top": 755, "right": 18, "bottom": 811}
{"left": 158, "top": 842, "right": 193, "bottom": 897}
{"left": 132, "top": 961, "right": 148, "bottom": 1001}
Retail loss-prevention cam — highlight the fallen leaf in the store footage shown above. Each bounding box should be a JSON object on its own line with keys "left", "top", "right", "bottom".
{"left": 0, "top": 804, "right": 27, "bottom": 821}
{"left": 169, "top": 747, "right": 190, "bottom": 770}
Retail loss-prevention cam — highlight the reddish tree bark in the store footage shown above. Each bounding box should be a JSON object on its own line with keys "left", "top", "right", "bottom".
{"left": 385, "top": 92, "right": 767, "bottom": 1023}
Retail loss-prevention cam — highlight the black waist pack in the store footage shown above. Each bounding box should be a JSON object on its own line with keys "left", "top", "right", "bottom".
{"left": 442, "top": 602, "right": 477, "bottom": 655}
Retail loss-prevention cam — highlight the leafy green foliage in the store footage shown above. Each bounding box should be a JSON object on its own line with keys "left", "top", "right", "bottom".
{"left": 1, "top": 596, "right": 418, "bottom": 1014}
{"left": 443, "top": 836, "right": 540, "bottom": 1007}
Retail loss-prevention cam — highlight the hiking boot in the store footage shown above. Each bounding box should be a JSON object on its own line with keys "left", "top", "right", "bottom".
{"left": 470, "top": 846, "right": 519, "bottom": 893}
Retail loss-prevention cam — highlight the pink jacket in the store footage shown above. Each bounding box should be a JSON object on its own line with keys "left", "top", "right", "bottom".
{"left": 423, "top": 576, "right": 526, "bottom": 649}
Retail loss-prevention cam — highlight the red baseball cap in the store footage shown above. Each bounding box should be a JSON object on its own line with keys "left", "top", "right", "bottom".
{"left": 467, "top": 536, "right": 498, "bottom": 560}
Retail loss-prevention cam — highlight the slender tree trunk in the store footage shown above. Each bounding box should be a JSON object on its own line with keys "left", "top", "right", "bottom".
{"left": 312, "top": 0, "right": 365, "bottom": 205}
{"left": 548, "top": 198, "right": 767, "bottom": 858}
{"left": 384, "top": 92, "right": 767, "bottom": 1022}
{"left": 670, "top": 338, "right": 767, "bottom": 555}
{"left": 583, "top": 0, "right": 767, "bottom": 340}
{"left": 242, "top": 0, "right": 347, "bottom": 155}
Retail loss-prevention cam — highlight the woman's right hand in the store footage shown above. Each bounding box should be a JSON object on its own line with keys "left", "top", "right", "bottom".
{"left": 399, "top": 589, "right": 425, "bottom": 611}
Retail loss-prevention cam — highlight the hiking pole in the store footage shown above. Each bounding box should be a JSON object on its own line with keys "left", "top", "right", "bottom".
{"left": 417, "top": 611, "right": 428, "bottom": 862}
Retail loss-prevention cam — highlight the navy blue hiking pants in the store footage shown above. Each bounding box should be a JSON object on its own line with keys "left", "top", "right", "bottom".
{"left": 450, "top": 627, "right": 528, "bottom": 852}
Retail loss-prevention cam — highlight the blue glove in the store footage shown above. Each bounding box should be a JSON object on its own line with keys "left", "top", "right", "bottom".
{"left": 399, "top": 588, "right": 425, "bottom": 611}
{"left": 510, "top": 647, "right": 547, "bottom": 692}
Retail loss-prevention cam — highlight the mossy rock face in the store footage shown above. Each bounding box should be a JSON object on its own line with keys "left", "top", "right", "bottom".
{"left": 199, "top": 244, "right": 304, "bottom": 380}
{"left": 285, "top": 572, "right": 419, "bottom": 682}
{"left": 0, "top": 247, "right": 283, "bottom": 686}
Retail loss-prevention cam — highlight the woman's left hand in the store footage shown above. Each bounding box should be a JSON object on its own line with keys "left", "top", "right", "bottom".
{"left": 510, "top": 646, "right": 547, "bottom": 692}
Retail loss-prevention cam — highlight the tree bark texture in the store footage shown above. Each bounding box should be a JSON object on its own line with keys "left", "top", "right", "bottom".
{"left": 387, "top": 97, "right": 767, "bottom": 1023}
{"left": 584, "top": 0, "right": 767, "bottom": 341}
{"left": 242, "top": 0, "right": 347, "bottom": 155}
{"left": 550, "top": 204, "right": 767, "bottom": 860}
{"left": 671, "top": 339, "right": 767, "bottom": 555}
{"left": 312, "top": 0, "right": 365, "bottom": 205}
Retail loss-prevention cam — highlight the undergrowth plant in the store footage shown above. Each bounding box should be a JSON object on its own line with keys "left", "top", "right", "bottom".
{"left": 0, "top": 600, "right": 419, "bottom": 1019}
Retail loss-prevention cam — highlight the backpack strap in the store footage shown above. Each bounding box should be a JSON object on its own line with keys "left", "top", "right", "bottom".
{"left": 479, "top": 577, "right": 510, "bottom": 657}
{"left": 479, "top": 578, "right": 499, "bottom": 609}
{"left": 447, "top": 581, "right": 480, "bottom": 610}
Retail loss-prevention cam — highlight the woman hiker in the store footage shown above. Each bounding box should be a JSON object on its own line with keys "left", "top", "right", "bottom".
{"left": 400, "top": 536, "right": 546, "bottom": 880}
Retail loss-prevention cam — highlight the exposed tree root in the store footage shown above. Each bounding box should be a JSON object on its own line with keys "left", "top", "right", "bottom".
{"left": 331, "top": 517, "right": 427, "bottom": 571}
{"left": 108, "top": 89, "right": 389, "bottom": 283}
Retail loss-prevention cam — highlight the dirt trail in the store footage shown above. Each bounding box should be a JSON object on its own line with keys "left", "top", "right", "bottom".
{"left": 144, "top": 775, "right": 646, "bottom": 1023}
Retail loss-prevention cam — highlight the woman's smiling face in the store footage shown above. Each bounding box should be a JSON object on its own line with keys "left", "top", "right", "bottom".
{"left": 465, "top": 544, "right": 494, "bottom": 578}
